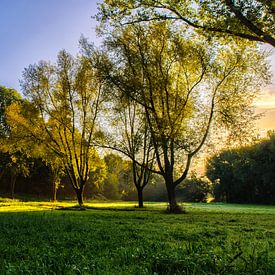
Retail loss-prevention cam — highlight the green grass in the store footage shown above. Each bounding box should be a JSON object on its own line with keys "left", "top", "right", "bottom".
{"left": 0, "top": 199, "right": 274, "bottom": 274}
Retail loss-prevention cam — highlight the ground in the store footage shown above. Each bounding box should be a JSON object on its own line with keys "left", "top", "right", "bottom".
{"left": 0, "top": 198, "right": 274, "bottom": 274}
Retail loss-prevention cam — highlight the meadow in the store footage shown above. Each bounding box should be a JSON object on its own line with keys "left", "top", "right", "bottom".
{"left": 0, "top": 198, "right": 274, "bottom": 274}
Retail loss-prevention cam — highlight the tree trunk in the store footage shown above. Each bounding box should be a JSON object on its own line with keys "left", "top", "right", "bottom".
{"left": 166, "top": 181, "right": 184, "bottom": 213}
{"left": 10, "top": 173, "right": 17, "bottom": 199}
{"left": 75, "top": 188, "right": 84, "bottom": 206}
{"left": 137, "top": 187, "right": 144, "bottom": 208}
{"left": 52, "top": 180, "right": 57, "bottom": 202}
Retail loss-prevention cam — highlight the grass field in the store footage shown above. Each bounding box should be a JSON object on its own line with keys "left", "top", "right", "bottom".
{"left": 0, "top": 199, "right": 274, "bottom": 274}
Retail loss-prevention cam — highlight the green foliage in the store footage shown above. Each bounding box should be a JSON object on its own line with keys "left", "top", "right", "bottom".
{"left": 101, "top": 154, "right": 130, "bottom": 200}
{"left": 98, "top": 0, "right": 275, "bottom": 46}
{"left": 0, "top": 88, "right": 35, "bottom": 198}
{"left": 92, "top": 20, "right": 270, "bottom": 212}
{"left": 206, "top": 134, "right": 275, "bottom": 204}
{"left": 0, "top": 86, "right": 22, "bottom": 138}
{"left": 0, "top": 201, "right": 274, "bottom": 274}
{"left": 0, "top": 155, "right": 52, "bottom": 197}
{"left": 102, "top": 173, "right": 121, "bottom": 200}
{"left": 177, "top": 172, "right": 213, "bottom": 202}
{"left": 86, "top": 155, "right": 107, "bottom": 194}
{"left": 5, "top": 50, "right": 106, "bottom": 205}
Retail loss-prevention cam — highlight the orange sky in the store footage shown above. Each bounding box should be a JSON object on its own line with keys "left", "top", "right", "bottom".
{"left": 255, "top": 88, "right": 275, "bottom": 132}
{"left": 254, "top": 46, "right": 275, "bottom": 133}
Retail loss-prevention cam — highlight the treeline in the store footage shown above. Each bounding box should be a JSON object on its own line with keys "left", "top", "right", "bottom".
{"left": 207, "top": 133, "right": 275, "bottom": 205}
{"left": 0, "top": 4, "right": 272, "bottom": 212}
{"left": 0, "top": 148, "right": 212, "bottom": 203}
{"left": 1, "top": 115, "right": 275, "bottom": 205}
{"left": 0, "top": 148, "right": 193, "bottom": 203}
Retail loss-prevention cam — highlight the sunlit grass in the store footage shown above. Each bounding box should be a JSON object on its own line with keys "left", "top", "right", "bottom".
{"left": 1, "top": 198, "right": 274, "bottom": 214}
{"left": 0, "top": 198, "right": 274, "bottom": 273}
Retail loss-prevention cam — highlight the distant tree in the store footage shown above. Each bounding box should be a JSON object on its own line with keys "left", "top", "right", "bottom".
{"left": 104, "top": 98, "right": 155, "bottom": 207}
{"left": 94, "top": 22, "right": 269, "bottom": 212}
{"left": 98, "top": 0, "right": 275, "bottom": 47}
{"left": 82, "top": 39, "right": 156, "bottom": 207}
{"left": 248, "top": 132, "right": 275, "bottom": 204}
{"left": 206, "top": 133, "right": 275, "bottom": 204}
{"left": 86, "top": 157, "right": 107, "bottom": 197}
{"left": 102, "top": 154, "right": 124, "bottom": 200}
{"left": 0, "top": 86, "right": 30, "bottom": 198}
{"left": 0, "top": 152, "right": 8, "bottom": 184}
{"left": 43, "top": 153, "right": 65, "bottom": 202}
{"left": 1, "top": 96, "right": 63, "bottom": 200}
{"left": 6, "top": 152, "right": 32, "bottom": 199}
{"left": 0, "top": 86, "right": 22, "bottom": 138}
{"left": 177, "top": 172, "right": 212, "bottom": 202}
{"left": 6, "top": 50, "right": 106, "bottom": 206}
{"left": 0, "top": 143, "right": 33, "bottom": 199}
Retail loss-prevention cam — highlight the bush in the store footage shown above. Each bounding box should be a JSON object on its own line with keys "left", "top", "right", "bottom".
{"left": 176, "top": 173, "right": 213, "bottom": 202}
{"left": 206, "top": 133, "right": 275, "bottom": 204}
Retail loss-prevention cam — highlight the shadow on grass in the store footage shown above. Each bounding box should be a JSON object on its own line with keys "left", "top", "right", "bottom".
{"left": 55, "top": 205, "right": 151, "bottom": 212}
{"left": 55, "top": 204, "right": 189, "bottom": 215}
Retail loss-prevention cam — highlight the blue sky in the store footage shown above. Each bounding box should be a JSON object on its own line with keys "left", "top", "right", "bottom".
{"left": 0, "top": 0, "right": 99, "bottom": 91}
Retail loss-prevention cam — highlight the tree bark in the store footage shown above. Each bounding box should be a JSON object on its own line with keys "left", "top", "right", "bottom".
{"left": 166, "top": 184, "right": 177, "bottom": 212}
{"left": 137, "top": 187, "right": 144, "bottom": 208}
{"left": 52, "top": 181, "right": 57, "bottom": 202}
{"left": 75, "top": 188, "right": 84, "bottom": 206}
{"left": 166, "top": 180, "right": 184, "bottom": 213}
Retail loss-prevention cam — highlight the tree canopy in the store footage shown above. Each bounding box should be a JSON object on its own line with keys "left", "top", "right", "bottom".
{"left": 0, "top": 86, "right": 22, "bottom": 138}
{"left": 206, "top": 133, "right": 275, "bottom": 204}
{"left": 90, "top": 22, "right": 269, "bottom": 212}
{"left": 98, "top": 0, "right": 275, "bottom": 47}
{"left": 6, "top": 51, "right": 106, "bottom": 205}
{"left": 0, "top": 2, "right": 273, "bottom": 208}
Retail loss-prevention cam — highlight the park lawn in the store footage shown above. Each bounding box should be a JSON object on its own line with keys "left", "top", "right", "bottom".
{"left": 0, "top": 199, "right": 274, "bottom": 274}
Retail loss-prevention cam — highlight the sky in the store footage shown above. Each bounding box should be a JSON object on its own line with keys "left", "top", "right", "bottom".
{"left": 0, "top": 0, "right": 274, "bottom": 131}
{"left": 0, "top": 0, "right": 99, "bottom": 90}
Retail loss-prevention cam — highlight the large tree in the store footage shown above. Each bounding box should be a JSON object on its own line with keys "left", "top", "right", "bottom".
{"left": 6, "top": 50, "right": 106, "bottom": 206}
{"left": 98, "top": 0, "right": 275, "bottom": 47}
{"left": 95, "top": 22, "right": 269, "bottom": 212}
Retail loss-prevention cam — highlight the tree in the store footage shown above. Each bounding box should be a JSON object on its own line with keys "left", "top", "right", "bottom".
{"left": 206, "top": 133, "right": 275, "bottom": 204}
{"left": 0, "top": 86, "right": 30, "bottom": 198}
{"left": 95, "top": 22, "right": 269, "bottom": 212}
{"left": 6, "top": 152, "right": 32, "bottom": 199}
{"left": 206, "top": 149, "right": 240, "bottom": 202}
{"left": 1, "top": 94, "right": 64, "bottom": 201}
{"left": 176, "top": 172, "right": 212, "bottom": 202}
{"left": 102, "top": 153, "right": 125, "bottom": 200}
{"left": 42, "top": 152, "right": 65, "bottom": 202}
{"left": 6, "top": 50, "right": 106, "bottom": 206}
{"left": 104, "top": 98, "right": 155, "bottom": 207}
{"left": 98, "top": 0, "right": 275, "bottom": 47}
{"left": 82, "top": 39, "right": 156, "bottom": 207}
{"left": 0, "top": 86, "right": 22, "bottom": 138}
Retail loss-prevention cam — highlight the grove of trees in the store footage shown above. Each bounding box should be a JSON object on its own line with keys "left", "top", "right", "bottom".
{"left": 0, "top": 0, "right": 274, "bottom": 212}
{"left": 206, "top": 133, "right": 275, "bottom": 204}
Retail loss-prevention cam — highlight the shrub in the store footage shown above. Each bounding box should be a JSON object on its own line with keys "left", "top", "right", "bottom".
{"left": 176, "top": 173, "right": 213, "bottom": 202}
